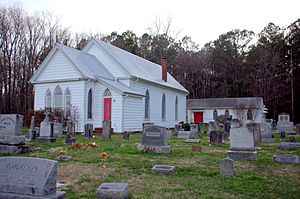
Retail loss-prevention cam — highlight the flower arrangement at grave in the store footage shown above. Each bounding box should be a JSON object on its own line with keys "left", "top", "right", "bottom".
{"left": 71, "top": 142, "right": 83, "bottom": 150}
{"left": 99, "top": 152, "right": 108, "bottom": 168}
{"left": 87, "top": 142, "right": 100, "bottom": 149}
{"left": 58, "top": 149, "right": 67, "bottom": 157}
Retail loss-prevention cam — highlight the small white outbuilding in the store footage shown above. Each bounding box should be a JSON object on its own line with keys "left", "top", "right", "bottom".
{"left": 30, "top": 38, "right": 188, "bottom": 132}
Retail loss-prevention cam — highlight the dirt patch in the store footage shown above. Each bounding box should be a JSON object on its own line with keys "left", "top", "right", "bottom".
{"left": 58, "top": 162, "right": 115, "bottom": 194}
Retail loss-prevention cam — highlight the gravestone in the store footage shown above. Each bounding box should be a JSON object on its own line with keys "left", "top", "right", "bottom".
{"left": 223, "top": 122, "right": 231, "bottom": 140}
{"left": 177, "top": 131, "right": 191, "bottom": 139}
{"left": 39, "top": 112, "right": 51, "bottom": 137}
{"left": 84, "top": 123, "right": 94, "bottom": 139}
{"left": 208, "top": 121, "right": 218, "bottom": 136}
{"left": 259, "top": 122, "right": 274, "bottom": 143}
{"left": 53, "top": 123, "right": 63, "bottom": 138}
{"left": 142, "top": 122, "right": 155, "bottom": 133}
{"left": 280, "top": 131, "right": 286, "bottom": 140}
{"left": 185, "top": 139, "right": 200, "bottom": 143}
{"left": 220, "top": 158, "right": 234, "bottom": 176}
{"left": 190, "top": 124, "right": 199, "bottom": 138}
{"left": 123, "top": 131, "right": 130, "bottom": 140}
{"left": 227, "top": 126, "right": 258, "bottom": 161}
{"left": 290, "top": 136, "right": 296, "bottom": 142}
{"left": 273, "top": 154, "right": 300, "bottom": 164}
{"left": 96, "top": 183, "right": 128, "bottom": 199}
{"left": 137, "top": 125, "right": 171, "bottom": 154}
{"left": 64, "top": 121, "right": 76, "bottom": 144}
{"left": 0, "top": 114, "right": 28, "bottom": 154}
{"left": 142, "top": 125, "right": 167, "bottom": 146}
{"left": 102, "top": 120, "right": 112, "bottom": 140}
{"left": 152, "top": 165, "right": 175, "bottom": 175}
{"left": 296, "top": 124, "right": 300, "bottom": 135}
{"left": 28, "top": 116, "right": 37, "bottom": 141}
{"left": 0, "top": 114, "right": 24, "bottom": 136}
{"left": 276, "top": 113, "right": 294, "bottom": 133}
{"left": 174, "top": 124, "right": 183, "bottom": 136}
{"left": 247, "top": 123, "right": 261, "bottom": 148}
{"left": 0, "top": 157, "right": 66, "bottom": 198}
{"left": 209, "top": 131, "right": 222, "bottom": 146}
{"left": 277, "top": 142, "right": 300, "bottom": 150}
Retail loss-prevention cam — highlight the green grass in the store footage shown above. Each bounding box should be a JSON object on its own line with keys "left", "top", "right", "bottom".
{"left": 2, "top": 131, "right": 300, "bottom": 199}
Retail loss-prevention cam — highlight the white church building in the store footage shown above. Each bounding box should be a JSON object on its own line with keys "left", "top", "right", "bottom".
{"left": 30, "top": 38, "right": 188, "bottom": 132}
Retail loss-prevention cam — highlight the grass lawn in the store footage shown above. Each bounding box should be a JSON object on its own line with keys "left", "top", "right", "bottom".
{"left": 2, "top": 131, "right": 300, "bottom": 199}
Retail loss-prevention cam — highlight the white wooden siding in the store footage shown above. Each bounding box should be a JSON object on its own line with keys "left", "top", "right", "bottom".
{"left": 83, "top": 82, "right": 123, "bottom": 133}
{"left": 131, "top": 80, "right": 186, "bottom": 128}
{"left": 34, "top": 81, "right": 84, "bottom": 131}
{"left": 85, "top": 45, "right": 127, "bottom": 78}
{"left": 36, "top": 50, "right": 81, "bottom": 82}
{"left": 187, "top": 108, "right": 264, "bottom": 123}
{"left": 123, "top": 96, "right": 143, "bottom": 131}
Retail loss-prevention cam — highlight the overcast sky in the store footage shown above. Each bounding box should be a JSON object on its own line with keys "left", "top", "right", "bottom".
{"left": 3, "top": 0, "right": 300, "bottom": 46}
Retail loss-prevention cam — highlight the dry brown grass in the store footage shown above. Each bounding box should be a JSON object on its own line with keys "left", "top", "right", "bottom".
{"left": 58, "top": 162, "right": 115, "bottom": 194}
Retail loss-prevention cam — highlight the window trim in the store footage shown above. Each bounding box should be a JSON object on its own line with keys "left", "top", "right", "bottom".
{"left": 87, "top": 89, "right": 93, "bottom": 119}
{"left": 162, "top": 93, "right": 166, "bottom": 121}
{"left": 144, "top": 90, "right": 150, "bottom": 120}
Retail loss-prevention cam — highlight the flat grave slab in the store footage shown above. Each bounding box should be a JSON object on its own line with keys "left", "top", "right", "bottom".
{"left": 277, "top": 142, "right": 300, "bottom": 150}
{"left": 137, "top": 144, "right": 171, "bottom": 154}
{"left": 152, "top": 165, "right": 175, "bottom": 175}
{"left": 185, "top": 139, "right": 200, "bottom": 143}
{"left": 96, "top": 183, "right": 128, "bottom": 199}
{"left": 220, "top": 158, "right": 234, "bottom": 176}
{"left": 273, "top": 154, "right": 300, "bottom": 164}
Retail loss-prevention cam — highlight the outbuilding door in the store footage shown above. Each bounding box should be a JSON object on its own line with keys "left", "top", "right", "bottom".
{"left": 104, "top": 98, "right": 112, "bottom": 121}
{"left": 194, "top": 112, "right": 203, "bottom": 123}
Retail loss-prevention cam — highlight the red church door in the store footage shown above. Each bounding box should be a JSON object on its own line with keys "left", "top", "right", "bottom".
{"left": 104, "top": 98, "right": 112, "bottom": 121}
{"left": 194, "top": 112, "right": 203, "bottom": 123}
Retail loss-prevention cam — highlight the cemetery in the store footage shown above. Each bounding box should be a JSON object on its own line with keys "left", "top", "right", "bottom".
{"left": 0, "top": 114, "right": 299, "bottom": 198}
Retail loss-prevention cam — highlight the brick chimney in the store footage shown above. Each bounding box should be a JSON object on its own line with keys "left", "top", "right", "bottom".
{"left": 161, "top": 57, "right": 168, "bottom": 82}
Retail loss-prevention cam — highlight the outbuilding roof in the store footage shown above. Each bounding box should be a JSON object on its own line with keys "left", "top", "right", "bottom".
{"left": 187, "top": 97, "right": 264, "bottom": 109}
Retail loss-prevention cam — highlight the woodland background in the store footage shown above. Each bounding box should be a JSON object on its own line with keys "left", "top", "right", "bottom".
{"left": 0, "top": 5, "right": 299, "bottom": 123}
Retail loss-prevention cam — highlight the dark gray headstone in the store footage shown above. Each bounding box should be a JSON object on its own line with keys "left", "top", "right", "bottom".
{"left": 0, "top": 157, "right": 66, "bottom": 198}
{"left": 220, "top": 158, "right": 234, "bottom": 176}
{"left": 64, "top": 121, "right": 75, "bottom": 144}
{"left": 28, "top": 116, "right": 37, "bottom": 141}
{"left": 123, "top": 131, "right": 130, "bottom": 140}
{"left": 280, "top": 131, "right": 286, "bottom": 139}
{"left": 209, "top": 131, "right": 222, "bottom": 146}
{"left": 249, "top": 123, "right": 261, "bottom": 148}
{"left": 96, "top": 183, "right": 128, "bottom": 199}
{"left": 0, "top": 114, "right": 23, "bottom": 136}
{"left": 84, "top": 123, "right": 93, "bottom": 139}
{"left": 53, "top": 123, "right": 63, "bottom": 138}
{"left": 290, "top": 136, "right": 296, "bottom": 142}
{"left": 102, "top": 120, "right": 112, "bottom": 140}
{"left": 142, "top": 125, "right": 166, "bottom": 146}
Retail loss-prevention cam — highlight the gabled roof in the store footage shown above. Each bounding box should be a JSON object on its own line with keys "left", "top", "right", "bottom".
{"left": 30, "top": 44, "right": 114, "bottom": 83}
{"left": 84, "top": 38, "right": 188, "bottom": 93}
{"left": 187, "top": 97, "right": 264, "bottom": 109}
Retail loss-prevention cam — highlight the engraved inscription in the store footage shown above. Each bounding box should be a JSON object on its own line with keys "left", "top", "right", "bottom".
{"left": 6, "top": 162, "right": 38, "bottom": 173}
{"left": 18, "top": 175, "right": 35, "bottom": 185}
{"left": 146, "top": 132, "right": 161, "bottom": 137}
{"left": 0, "top": 174, "right": 10, "bottom": 182}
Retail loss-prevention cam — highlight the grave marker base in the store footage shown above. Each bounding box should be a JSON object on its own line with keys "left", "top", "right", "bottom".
{"left": 0, "top": 191, "right": 66, "bottom": 199}
{"left": 37, "top": 136, "right": 56, "bottom": 143}
{"left": 152, "top": 165, "right": 175, "bottom": 175}
{"left": 137, "top": 144, "right": 171, "bottom": 154}
{"left": 227, "top": 150, "right": 258, "bottom": 161}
